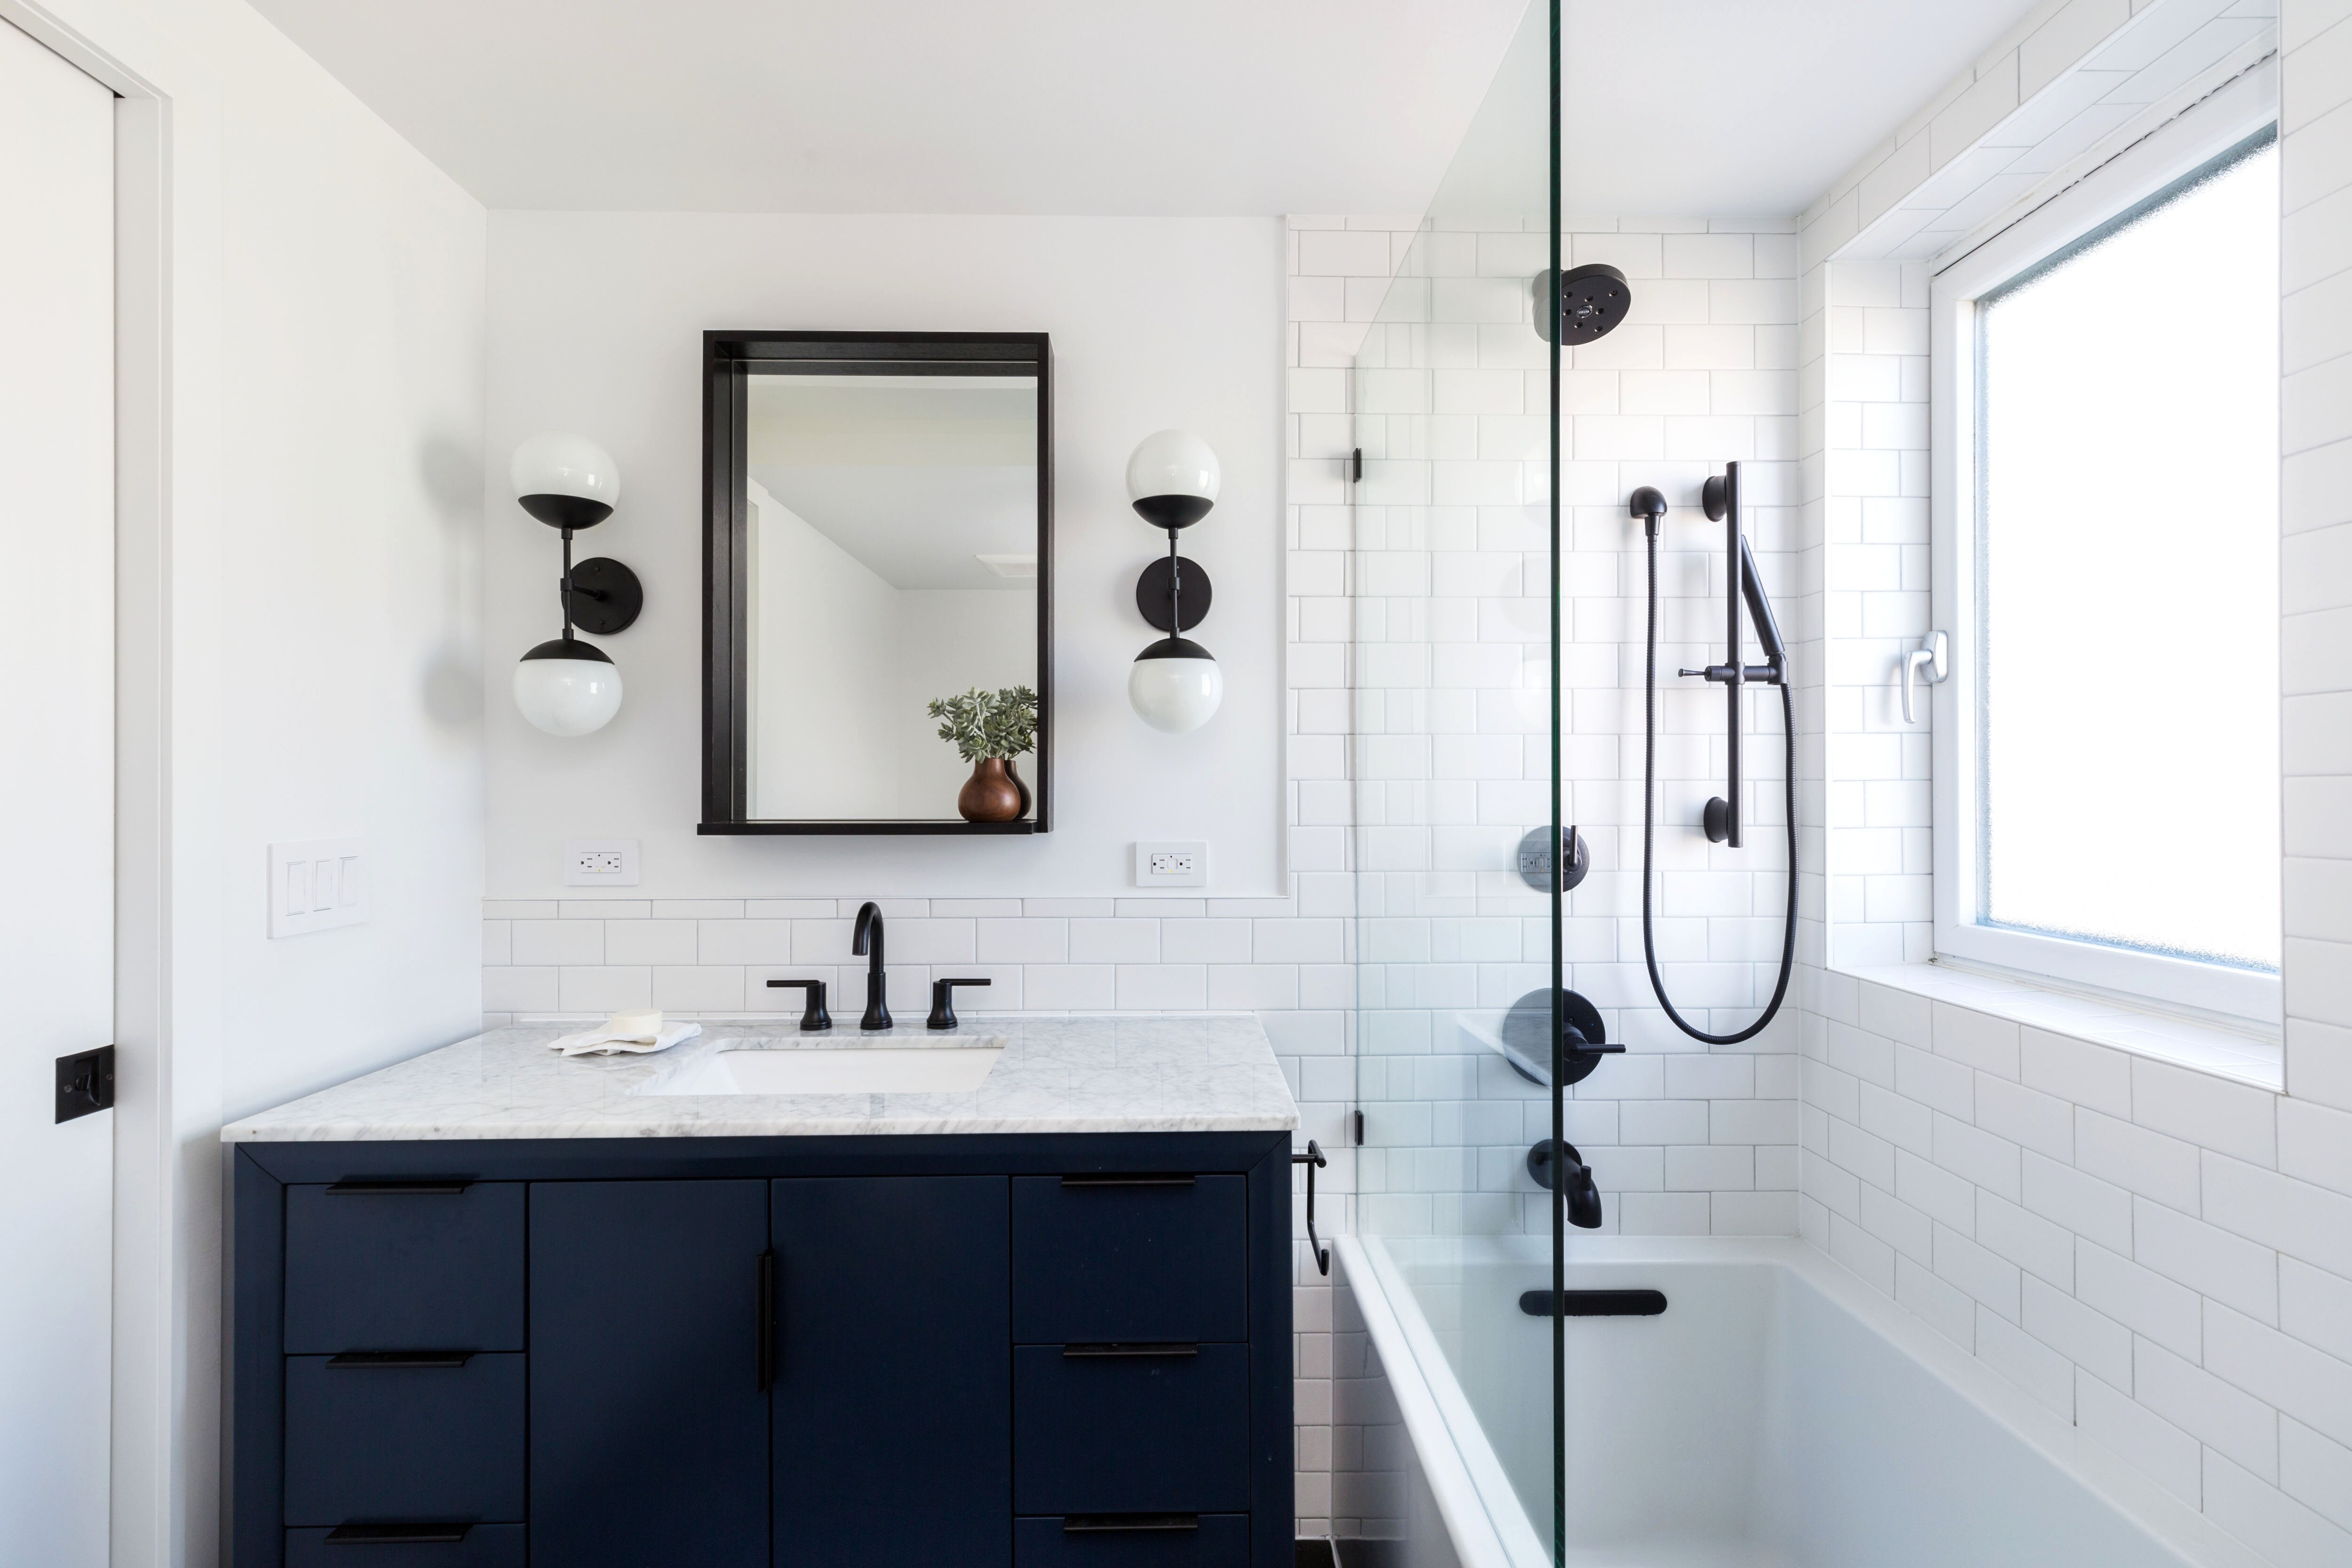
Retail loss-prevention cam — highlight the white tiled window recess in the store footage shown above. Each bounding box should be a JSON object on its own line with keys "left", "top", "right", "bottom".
{"left": 1929, "top": 72, "right": 2282, "bottom": 1038}
{"left": 1817, "top": 39, "right": 2293, "bottom": 1090}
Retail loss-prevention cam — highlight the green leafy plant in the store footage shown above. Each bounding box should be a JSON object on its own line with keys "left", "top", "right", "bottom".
{"left": 927, "top": 686, "right": 1039, "bottom": 764}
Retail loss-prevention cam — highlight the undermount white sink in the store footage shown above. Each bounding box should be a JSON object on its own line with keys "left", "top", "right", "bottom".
{"left": 643, "top": 1042, "right": 1006, "bottom": 1096}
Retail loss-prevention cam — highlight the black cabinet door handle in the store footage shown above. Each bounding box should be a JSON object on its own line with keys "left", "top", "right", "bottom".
{"left": 1061, "top": 1342, "right": 1198, "bottom": 1358}
{"left": 1058, "top": 1173, "right": 1195, "bottom": 1187}
{"left": 324, "top": 1178, "right": 472, "bottom": 1195}
{"left": 1064, "top": 1514, "right": 1200, "bottom": 1533}
{"left": 756, "top": 1249, "right": 778, "bottom": 1392}
{"left": 325, "top": 1522, "right": 472, "bottom": 1544}
{"left": 325, "top": 1351, "right": 474, "bottom": 1369}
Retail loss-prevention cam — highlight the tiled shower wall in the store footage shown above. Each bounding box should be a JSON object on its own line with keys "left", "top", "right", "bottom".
{"left": 1775, "top": 4, "right": 2352, "bottom": 1561}
{"left": 1310, "top": 213, "right": 1807, "bottom": 1250}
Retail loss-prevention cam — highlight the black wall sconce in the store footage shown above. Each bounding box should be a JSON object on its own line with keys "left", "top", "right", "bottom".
{"left": 510, "top": 433, "right": 642, "bottom": 736}
{"left": 1125, "top": 428, "right": 1223, "bottom": 732}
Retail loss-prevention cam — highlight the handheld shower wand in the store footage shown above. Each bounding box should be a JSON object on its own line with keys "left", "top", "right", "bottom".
{"left": 1631, "top": 464, "right": 1797, "bottom": 1045}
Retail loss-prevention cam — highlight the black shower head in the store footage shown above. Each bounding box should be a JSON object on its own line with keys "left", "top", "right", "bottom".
{"left": 1533, "top": 263, "right": 1632, "bottom": 345}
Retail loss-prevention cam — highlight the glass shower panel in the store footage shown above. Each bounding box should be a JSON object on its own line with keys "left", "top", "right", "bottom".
{"left": 1349, "top": 0, "right": 1562, "bottom": 1553}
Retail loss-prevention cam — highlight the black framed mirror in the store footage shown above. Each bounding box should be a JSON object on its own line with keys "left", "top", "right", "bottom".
{"left": 700, "top": 331, "right": 1052, "bottom": 834}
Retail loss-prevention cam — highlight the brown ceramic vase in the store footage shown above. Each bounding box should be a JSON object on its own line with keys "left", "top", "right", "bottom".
{"left": 957, "top": 757, "right": 1024, "bottom": 823}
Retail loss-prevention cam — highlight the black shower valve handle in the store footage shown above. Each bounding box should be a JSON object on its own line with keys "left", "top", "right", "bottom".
{"left": 1560, "top": 1026, "right": 1624, "bottom": 1060}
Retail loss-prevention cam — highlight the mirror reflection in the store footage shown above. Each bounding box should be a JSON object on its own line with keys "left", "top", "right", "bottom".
{"left": 742, "top": 373, "right": 1041, "bottom": 821}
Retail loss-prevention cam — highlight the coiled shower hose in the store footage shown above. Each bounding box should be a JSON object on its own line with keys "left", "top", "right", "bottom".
{"left": 1640, "top": 527, "right": 1798, "bottom": 1045}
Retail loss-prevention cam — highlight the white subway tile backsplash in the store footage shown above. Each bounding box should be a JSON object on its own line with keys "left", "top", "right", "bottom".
{"left": 511, "top": 919, "right": 602, "bottom": 967}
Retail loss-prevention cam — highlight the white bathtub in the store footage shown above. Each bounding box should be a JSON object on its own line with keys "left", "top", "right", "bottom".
{"left": 1332, "top": 1235, "right": 2267, "bottom": 1568}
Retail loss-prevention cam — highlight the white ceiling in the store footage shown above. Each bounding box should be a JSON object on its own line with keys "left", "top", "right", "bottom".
{"left": 248, "top": 0, "right": 2050, "bottom": 217}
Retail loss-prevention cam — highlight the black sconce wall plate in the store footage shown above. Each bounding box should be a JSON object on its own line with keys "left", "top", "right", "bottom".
{"left": 1136, "top": 556, "right": 1211, "bottom": 633}
{"left": 564, "top": 556, "right": 643, "bottom": 635}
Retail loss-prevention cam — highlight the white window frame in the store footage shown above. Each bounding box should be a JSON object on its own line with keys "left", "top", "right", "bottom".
{"left": 1929, "top": 65, "right": 2281, "bottom": 1026}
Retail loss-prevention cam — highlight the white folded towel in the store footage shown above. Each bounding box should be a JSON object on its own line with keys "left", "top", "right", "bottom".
{"left": 548, "top": 1010, "right": 703, "bottom": 1057}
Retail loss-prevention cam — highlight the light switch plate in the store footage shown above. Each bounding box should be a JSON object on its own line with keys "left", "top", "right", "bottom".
{"left": 565, "top": 838, "right": 640, "bottom": 886}
{"left": 269, "top": 838, "right": 367, "bottom": 938}
{"left": 1133, "top": 840, "right": 1208, "bottom": 888}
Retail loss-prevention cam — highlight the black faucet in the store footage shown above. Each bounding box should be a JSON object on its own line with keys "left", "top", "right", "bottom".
{"left": 1526, "top": 1138, "right": 1604, "bottom": 1229}
{"left": 851, "top": 902, "right": 890, "bottom": 1031}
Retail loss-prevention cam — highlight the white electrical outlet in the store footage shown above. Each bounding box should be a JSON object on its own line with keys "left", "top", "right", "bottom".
{"left": 269, "top": 838, "right": 368, "bottom": 938}
{"left": 1133, "top": 840, "right": 1208, "bottom": 888}
{"left": 565, "top": 839, "right": 640, "bottom": 886}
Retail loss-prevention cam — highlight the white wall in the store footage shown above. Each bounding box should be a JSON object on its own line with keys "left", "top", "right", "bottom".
{"left": 12, "top": 0, "right": 491, "bottom": 1564}
{"left": 483, "top": 212, "right": 1284, "bottom": 899}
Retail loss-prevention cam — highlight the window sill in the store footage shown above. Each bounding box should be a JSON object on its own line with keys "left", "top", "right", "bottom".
{"left": 1832, "top": 961, "right": 2284, "bottom": 1093}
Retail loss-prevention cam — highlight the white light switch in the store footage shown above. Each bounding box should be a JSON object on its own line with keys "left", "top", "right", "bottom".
{"left": 270, "top": 838, "right": 368, "bottom": 938}
{"left": 1133, "top": 840, "right": 1208, "bottom": 888}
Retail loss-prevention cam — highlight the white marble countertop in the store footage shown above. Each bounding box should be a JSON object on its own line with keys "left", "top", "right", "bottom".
{"left": 221, "top": 1013, "right": 1299, "bottom": 1142}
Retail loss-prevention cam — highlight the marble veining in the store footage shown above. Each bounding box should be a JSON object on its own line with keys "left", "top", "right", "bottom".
{"left": 221, "top": 1014, "right": 1299, "bottom": 1142}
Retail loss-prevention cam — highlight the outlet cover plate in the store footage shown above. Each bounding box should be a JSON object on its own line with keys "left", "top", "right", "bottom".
{"left": 269, "top": 838, "right": 368, "bottom": 938}
{"left": 1133, "top": 840, "right": 1208, "bottom": 888}
{"left": 565, "top": 838, "right": 640, "bottom": 886}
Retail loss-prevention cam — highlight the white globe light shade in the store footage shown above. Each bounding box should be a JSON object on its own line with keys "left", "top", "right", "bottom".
{"left": 513, "top": 643, "right": 623, "bottom": 736}
{"left": 510, "top": 432, "right": 622, "bottom": 509}
{"left": 1128, "top": 642, "right": 1224, "bottom": 733}
{"left": 1125, "top": 429, "right": 1220, "bottom": 530}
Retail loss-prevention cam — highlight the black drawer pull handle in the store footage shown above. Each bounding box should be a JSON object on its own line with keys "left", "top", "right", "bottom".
{"left": 325, "top": 1351, "right": 475, "bottom": 1369}
{"left": 325, "top": 1522, "right": 472, "bottom": 1544}
{"left": 757, "top": 1249, "right": 778, "bottom": 1393}
{"left": 1059, "top": 1173, "right": 1195, "bottom": 1187}
{"left": 1064, "top": 1514, "right": 1199, "bottom": 1534}
{"left": 325, "top": 1179, "right": 473, "bottom": 1195}
{"left": 1062, "top": 1342, "right": 1198, "bottom": 1358}
{"left": 1518, "top": 1289, "right": 1668, "bottom": 1317}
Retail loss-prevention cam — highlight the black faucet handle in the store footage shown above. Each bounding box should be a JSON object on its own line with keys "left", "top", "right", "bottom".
{"left": 927, "top": 977, "right": 992, "bottom": 1031}
{"left": 765, "top": 978, "right": 832, "bottom": 1032}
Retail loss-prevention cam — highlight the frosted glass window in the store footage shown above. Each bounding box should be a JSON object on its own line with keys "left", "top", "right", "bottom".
{"left": 1977, "top": 132, "right": 2279, "bottom": 971}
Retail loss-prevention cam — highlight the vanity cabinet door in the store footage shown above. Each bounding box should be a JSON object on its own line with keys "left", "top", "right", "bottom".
{"left": 529, "top": 1180, "right": 771, "bottom": 1568}
{"left": 772, "top": 1176, "right": 1010, "bottom": 1568}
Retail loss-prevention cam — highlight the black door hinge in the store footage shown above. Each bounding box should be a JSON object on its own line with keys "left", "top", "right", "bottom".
{"left": 56, "top": 1044, "right": 115, "bottom": 1123}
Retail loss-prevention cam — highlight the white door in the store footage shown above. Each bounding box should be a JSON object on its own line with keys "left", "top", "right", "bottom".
{"left": 0, "top": 19, "right": 115, "bottom": 1567}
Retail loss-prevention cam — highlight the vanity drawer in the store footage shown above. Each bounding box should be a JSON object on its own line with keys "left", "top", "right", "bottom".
{"left": 283, "top": 1353, "right": 524, "bottom": 1525}
{"left": 285, "top": 1523, "right": 524, "bottom": 1567}
{"left": 1011, "top": 1174, "right": 1245, "bottom": 1343}
{"left": 285, "top": 1180, "right": 524, "bottom": 1353}
{"left": 1014, "top": 1515, "right": 1248, "bottom": 1567}
{"left": 1013, "top": 1344, "right": 1248, "bottom": 1514}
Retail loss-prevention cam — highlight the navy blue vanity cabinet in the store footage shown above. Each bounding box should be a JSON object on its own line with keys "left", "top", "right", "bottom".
{"left": 772, "top": 1176, "right": 1011, "bottom": 1567}
{"left": 529, "top": 1179, "right": 771, "bottom": 1568}
{"left": 230, "top": 1132, "right": 1291, "bottom": 1568}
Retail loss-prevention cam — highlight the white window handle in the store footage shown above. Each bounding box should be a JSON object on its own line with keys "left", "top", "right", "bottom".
{"left": 1902, "top": 631, "right": 1949, "bottom": 724}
